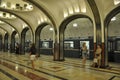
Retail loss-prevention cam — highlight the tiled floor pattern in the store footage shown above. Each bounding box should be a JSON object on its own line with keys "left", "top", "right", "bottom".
{"left": 0, "top": 61, "right": 48, "bottom": 80}
{"left": 0, "top": 52, "right": 120, "bottom": 80}
{"left": 39, "top": 55, "right": 120, "bottom": 74}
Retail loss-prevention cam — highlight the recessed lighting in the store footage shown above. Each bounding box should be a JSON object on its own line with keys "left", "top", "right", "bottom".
{"left": 111, "top": 17, "right": 116, "bottom": 21}
{"left": 114, "top": 0, "right": 120, "bottom": 5}
{"left": 73, "top": 23, "right": 78, "bottom": 27}
{"left": 49, "top": 28, "right": 53, "bottom": 31}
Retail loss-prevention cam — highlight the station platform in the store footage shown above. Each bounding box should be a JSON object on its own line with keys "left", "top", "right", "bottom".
{"left": 0, "top": 52, "right": 120, "bottom": 80}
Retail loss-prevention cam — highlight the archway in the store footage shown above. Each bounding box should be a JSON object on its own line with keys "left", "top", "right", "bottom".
{"left": 0, "top": 34, "right": 2, "bottom": 51}
{"left": 10, "top": 31, "right": 17, "bottom": 53}
{"left": 21, "top": 27, "right": 31, "bottom": 54}
{"left": 4, "top": 33, "right": 9, "bottom": 52}
{"left": 104, "top": 6, "right": 120, "bottom": 66}
{"left": 108, "top": 14, "right": 120, "bottom": 63}
{"left": 59, "top": 14, "right": 93, "bottom": 61}
{"left": 35, "top": 23, "right": 54, "bottom": 57}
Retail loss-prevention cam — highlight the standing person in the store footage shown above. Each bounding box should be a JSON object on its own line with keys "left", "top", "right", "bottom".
{"left": 29, "top": 43, "right": 36, "bottom": 70}
{"left": 15, "top": 43, "right": 20, "bottom": 55}
{"left": 95, "top": 44, "right": 102, "bottom": 68}
{"left": 82, "top": 42, "right": 88, "bottom": 66}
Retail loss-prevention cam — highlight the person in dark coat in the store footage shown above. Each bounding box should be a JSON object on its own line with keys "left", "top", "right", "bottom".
{"left": 15, "top": 43, "right": 20, "bottom": 55}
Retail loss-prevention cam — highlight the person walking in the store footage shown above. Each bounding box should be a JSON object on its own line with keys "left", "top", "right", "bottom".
{"left": 81, "top": 42, "right": 88, "bottom": 66}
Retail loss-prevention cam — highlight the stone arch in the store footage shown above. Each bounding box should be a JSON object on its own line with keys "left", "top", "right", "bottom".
{"left": 104, "top": 6, "right": 120, "bottom": 66}
{"left": 35, "top": 22, "right": 53, "bottom": 56}
{"left": 10, "top": 31, "right": 17, "bottom": 53}
{"left": 4, "top": 33, "right": 9, "bottom": 52}
{"left": 21, "top": 27, "right": 29, "bottom": 54}
{"left": 0, "top": 34, "right": 2, "bottom": 51}
{"left": 59, "top": 14, "right": 93, "bottom": 60}
{"left": 0, "top": 8, "right": 34, "bottom": 42}
{"left": 0, "top": 19, "right": 20, "bottom": 36}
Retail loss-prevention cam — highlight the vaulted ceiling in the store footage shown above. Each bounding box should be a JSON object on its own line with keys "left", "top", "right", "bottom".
{"left": 0, "top": 0, "right": 120, "bottom": 41}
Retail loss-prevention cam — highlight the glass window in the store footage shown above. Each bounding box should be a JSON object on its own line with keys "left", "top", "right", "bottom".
{"left": 42, "top": 42, "right": 49, "bottom": 48}
{"left": 117, "top": 40, "right": 120, "bottom": 50}
{"left": 64, "top": 41, "right": 74, "bottom": 49}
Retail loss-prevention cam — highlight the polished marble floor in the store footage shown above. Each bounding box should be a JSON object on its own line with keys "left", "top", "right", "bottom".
{"left": 0, "top": 51, "right": 120, "bottom": 80}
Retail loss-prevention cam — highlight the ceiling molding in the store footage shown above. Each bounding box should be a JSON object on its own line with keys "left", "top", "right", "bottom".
{"left": 27, "top": 0, "right": 57, "bottom": 35}
{"left": 0, "top": 26, "right": 8, "bottom": 33}
{"left": 0, "top": 18, "right": 20, "bottom": 36}
{"left": 0, "top": 7, "right": 34, "bottom": 38}
{"left": 104, "top": 5, "right": 120, "bottom": 27}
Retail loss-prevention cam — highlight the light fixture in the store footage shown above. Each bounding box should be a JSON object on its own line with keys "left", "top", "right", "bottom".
{"left": 64, "top": 10, "right": 68, "bottom": 18}
{"left": 26, "top": 5, "right": 33, "bottom": 10}
{"left": 75, "top": 7, "right": 80, "bottom": 13}
{"left": 49, "top": 28, "right": 53, "bottom": 31}
{"left": 12, "top": 28, "right": 15, "bottom": 31}
{"left": 41, "top": 18, "right": 44, "bottom": 22}
{"left": 69, "top": 7, "right": 74, "bottom": 14}
{"left": 114, "top": 0, "right": 120, "bottom": 5}
{"left": 11, "top": 5, "right": 15, "bottom": 9}
{"left": 1, "top": 3, "right": 7, "bottom": 8}
{"left": 23, "top": 24, "right": 27, "bottom": 28}
{"left": 23, "top": 25, "right": 25, "bottom": 28}
{"left": 0, "top": 21, "right": 4, "bottom": 23}
{"left": 80, "top": 0, "right": 86, "bottom": 13}
{"left": 38, "top": 20, "right": 41, "bottom": 24}
{"left": 11, "top": 15, "right": 16, "bottom": 18}
{"left": 111, "top": 17, "right": 116, "bottom": 21}
{"left": 0, "top": 13, "right": 2, "bottom": 17}
{"left": 44, "top": 17, "right": 47, "bottom": 21}
{"left": 73, "top": 23, "right": 78, "bottom": 27}
{"left": 6, "top": 14, "right": 10, "bottom": 18}
{"left": 74, "top": 4, "right": 80, "bottom": 13}
{"left": 81, "top": 8, "right": 86, "bottom": 13}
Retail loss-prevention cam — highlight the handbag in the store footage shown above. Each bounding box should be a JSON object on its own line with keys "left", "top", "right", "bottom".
{"left": 93, "top": 58, "right": 98, "bottom": 63}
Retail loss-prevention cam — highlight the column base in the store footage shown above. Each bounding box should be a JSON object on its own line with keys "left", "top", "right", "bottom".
{"left": 53, "top": 59, "right": 65, "bottom": 61}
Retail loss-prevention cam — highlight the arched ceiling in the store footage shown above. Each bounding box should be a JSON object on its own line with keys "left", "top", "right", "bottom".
{"left": 0, "top": 0, "right": 119, "bottom": 39}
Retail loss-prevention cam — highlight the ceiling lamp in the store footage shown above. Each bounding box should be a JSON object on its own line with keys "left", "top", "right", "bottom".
{"left": 49, "top": 28, "right": 53, "bottom": 31}
{"left": 12, "top": 28, "right": 15, "bottom": 31}
{"left": 68, "top": 7, "right": 74, "bottom": 14}
{"left": 23, "top": 24, "right": 27, "bottom": 28}
{"left": 0, "top": 21, "right": 4, "bottom": 24}
{"left": 1, "top": 3, "right": 7, "bottom": 8}
{"left": 111, "top": 17, "right": 116, "bottom": 21}
{"left": 38, "top": 20, "right": 41, "bottom": 24}
{"left": 11, "top": 5, "right": 16, "bottom": 9}
{"left": 80, "top": 0, "right": 86, "bottom": 13}
{"left": 75, "top": 7, "right": 80, "bottom": 13}
{"left": 63, "top": 10, "right": 68, "bottom": 18}
{"left": 26, "top": 5, "right": 33, "bottom": 10}
{"left": 114, "top": 0, "right": 120, "bottom": 5}
{"left": 73, "top": 23, "right": 78, "bottom": 27}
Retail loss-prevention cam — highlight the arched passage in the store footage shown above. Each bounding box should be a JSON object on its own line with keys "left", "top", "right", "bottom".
{"left": 35, "top": 23, "right": 54, "bottom": 57}
{"left": 104, "top": 6, "right": 120, "bottom": 66}
{"left": 10, "top": 31, "right": 17, "bottom": 53}
{"left": 0, "top": 34, "right": 2, "bottom": 51}
{"left": 0, "top": 27, "right": 9, "bottom": 52}
{"left": 21, "top": 27, "right": 29, "bottom": 54}
{"left": 0, "top": 19, "right": 20, "bottom": 35}
{"left": 4, "top": 33, "right": 9, "bottom": 52}
{"left": 59, "top": 14, "right": 93, "bottom": 61}
{"left": 0, "top": 8, "right": 34, "bottom": 42}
